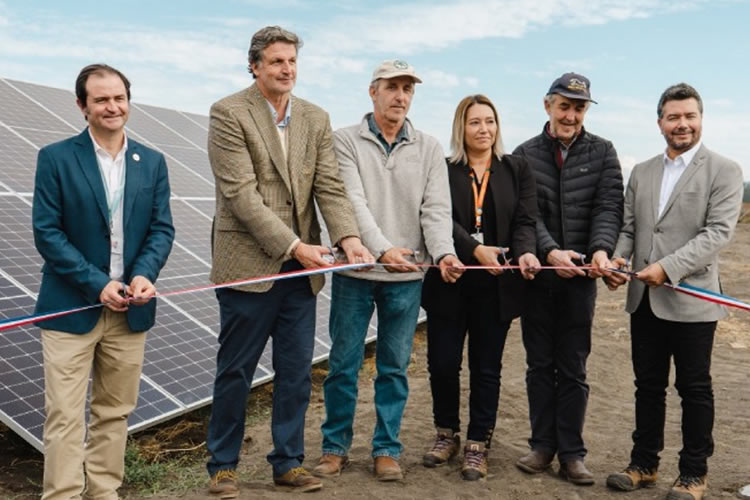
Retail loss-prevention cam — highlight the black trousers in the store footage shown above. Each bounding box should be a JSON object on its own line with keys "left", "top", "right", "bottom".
{"left": 520, "top": 276, "right": 596, "bottom": 463}
{"left": 629, "top": 290, "right": 716, "bottom": 476}
{"left": 426, "top": 287, "right": 511, "bottom": 446}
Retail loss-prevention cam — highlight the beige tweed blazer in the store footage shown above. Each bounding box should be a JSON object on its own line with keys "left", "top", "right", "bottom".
{"left": 208, "top": 83, "right": 359, "bottom": 294}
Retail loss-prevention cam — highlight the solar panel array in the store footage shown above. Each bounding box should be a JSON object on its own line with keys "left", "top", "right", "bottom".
{"left": 0, "top": 77, "right": 387, "bottom": 452}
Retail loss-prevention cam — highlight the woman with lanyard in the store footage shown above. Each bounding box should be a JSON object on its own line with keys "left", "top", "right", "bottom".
{"left": 421, "top": 94, "right": 540, "bottom": 480}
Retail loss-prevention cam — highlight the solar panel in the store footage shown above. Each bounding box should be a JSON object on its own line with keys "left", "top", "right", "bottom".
{"left": 0, "top": 76, "right": 389, "bottom": 453}
{"left": 0, "top": 195, "right": 42, "bottom": 294}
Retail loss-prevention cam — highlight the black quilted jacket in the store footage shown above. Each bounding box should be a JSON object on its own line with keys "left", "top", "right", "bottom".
{"left": 513, "top": 123, "right": 624, "bottom": 263}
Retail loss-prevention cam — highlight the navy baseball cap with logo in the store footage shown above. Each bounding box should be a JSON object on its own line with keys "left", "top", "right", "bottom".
{"left": 547, "top": 72, "right": 597, "bottom": 104}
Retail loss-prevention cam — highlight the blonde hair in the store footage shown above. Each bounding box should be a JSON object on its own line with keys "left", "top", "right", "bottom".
{"left": 449, "top": 94, "right": 504, "bottom": 165}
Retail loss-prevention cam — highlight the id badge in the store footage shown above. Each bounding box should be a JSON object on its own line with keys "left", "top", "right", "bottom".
{"left": 471, "top": 232, "right": 484, "bottom": 244}
{"left": 111, "top": 234, "right": 124, "bottom": 255}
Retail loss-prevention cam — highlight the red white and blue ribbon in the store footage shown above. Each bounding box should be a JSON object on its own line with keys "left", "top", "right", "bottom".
{"left": 664, "top": 282, "right": 750, "bottom": 312}
{"left": 2, "top": 262, "right": 748, "bottom": 333}
{"left": 0, "top": 262, "right": 368, "bottom": 333}
{"left": 608, "top": 267, "right": 750, "bottom": 311}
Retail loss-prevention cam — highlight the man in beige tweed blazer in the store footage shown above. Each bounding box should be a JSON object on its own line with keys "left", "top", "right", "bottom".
{"left": 205, "top": 26, "right": 372, "bottom": 498}
{"left": 605, "top": 83, "right": 743, "bottom": 500}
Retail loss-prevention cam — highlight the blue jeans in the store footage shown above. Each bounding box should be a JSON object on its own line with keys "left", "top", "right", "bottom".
{"left": 321, "top": 273, "right": 422, "bottom": 459}
{"left": 206, "top": 260, "right": 316, "bottom": 478}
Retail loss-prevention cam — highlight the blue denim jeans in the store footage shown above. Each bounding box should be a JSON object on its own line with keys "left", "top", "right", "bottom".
{"left": 321, "top": 273, "right": 422, "bottom": 459}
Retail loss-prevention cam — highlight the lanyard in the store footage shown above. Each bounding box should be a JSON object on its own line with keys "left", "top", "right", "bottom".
{"left": 97, "top": 155, "right": 126, "bottom": 232}
{"left": 469, "top": 158, "right": 491, "bottom": 232}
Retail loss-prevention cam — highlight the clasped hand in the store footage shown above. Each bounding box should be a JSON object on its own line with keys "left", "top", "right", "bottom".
{"left": 99, "top": 275, "right": 156, "bottom": 312}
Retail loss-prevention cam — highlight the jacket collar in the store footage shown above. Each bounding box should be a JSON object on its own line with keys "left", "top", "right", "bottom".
{"left": 245, "top": 83, "right": 293, "bottom": 193}
{"left": 358, "top": 113, "right": 417, "bottom": 145}
{"left": 540, "top": 121, "right": 587, "bottom": 148}
{"left": 72, "top": 128, "right": 143, "bottom": 230}
{"left": 73, "top": 129, "right": 109, "bottom": 225}
{"left": 654, "top": 144, "right": 708, "bottom": 222}
{"left": 450, "top": 153, "right": 503, "bottom": 174}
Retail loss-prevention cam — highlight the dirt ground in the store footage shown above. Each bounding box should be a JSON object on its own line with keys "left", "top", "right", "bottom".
{"left": 2, "top": 224, "right": 749, "bottom": 500}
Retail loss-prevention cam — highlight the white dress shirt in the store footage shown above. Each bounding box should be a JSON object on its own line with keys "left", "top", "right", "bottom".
{"left": 89, "top": 128, "right": 128, "bottom": 281}
{"left": 658, "top": 141, "right": 701, "bottom": 217}
{"left": 266, "top": 97, "right": 301, "bottom": 256}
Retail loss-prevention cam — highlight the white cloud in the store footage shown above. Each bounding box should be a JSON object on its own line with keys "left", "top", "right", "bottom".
{"left": 2, "top": 0, "right": 738, "bottom": 177}
{"left": 421, "top": 69, "right": 460, "bottom": 88}
{"left": 464, "top": 76, "right": 479, "bottom": 88}
{"left": 707, "top": 98, "right": 734, "bottom": 108}
{"left": 0, "top": 0, "right": 714, "bottom": 108}
{"left": 303, "top": 0, "right": 711, "bottom": 56}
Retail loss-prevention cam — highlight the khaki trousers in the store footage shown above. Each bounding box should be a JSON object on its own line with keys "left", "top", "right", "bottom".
{"left": 41, "top": 309, "right": 146, "bottom": 500}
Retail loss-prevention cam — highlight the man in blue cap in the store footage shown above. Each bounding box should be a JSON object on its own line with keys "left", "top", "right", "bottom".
{"left": 513, "top": 72, "right": 624, "bottom": 485}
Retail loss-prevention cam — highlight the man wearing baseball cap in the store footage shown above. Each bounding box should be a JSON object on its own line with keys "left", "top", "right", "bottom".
{"left": 313, "top": 59, "right": 462, "bottom": 481}
{"left": 513, "top": 72, "right": 624, "bottom": 485}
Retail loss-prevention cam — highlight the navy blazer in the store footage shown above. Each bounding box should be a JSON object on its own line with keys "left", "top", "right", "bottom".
{"left": 32, "top": 129, "right": 175, "bottom": 333}
{"left": 422, "top": 154, "right": 537, "bottom": 321}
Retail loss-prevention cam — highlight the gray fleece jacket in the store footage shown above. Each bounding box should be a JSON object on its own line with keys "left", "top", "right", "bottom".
{"left": 334, "top": 114, "right": 455, "bottom": 282}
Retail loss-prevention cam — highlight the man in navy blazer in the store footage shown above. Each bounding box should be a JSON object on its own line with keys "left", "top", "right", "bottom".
{"left": 32, "top": 64, "right": 174, "bottom": 500}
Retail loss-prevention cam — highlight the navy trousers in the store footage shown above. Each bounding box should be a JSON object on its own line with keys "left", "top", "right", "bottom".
{"left": 206, "top": 260, "right": 316, "bottom": 477}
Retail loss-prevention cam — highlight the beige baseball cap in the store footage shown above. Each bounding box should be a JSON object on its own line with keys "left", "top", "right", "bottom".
{"left": 370, "top": 59, "right": 422, "bottom": 84}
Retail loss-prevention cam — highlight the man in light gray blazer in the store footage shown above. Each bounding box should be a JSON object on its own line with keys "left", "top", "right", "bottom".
{"left": 605, "top": 83, "right": 743, "bottom": 500}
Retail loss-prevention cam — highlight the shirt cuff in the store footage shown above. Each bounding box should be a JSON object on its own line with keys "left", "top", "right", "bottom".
{"left": 285, "top": 238, "right": 301, "bottom": 258}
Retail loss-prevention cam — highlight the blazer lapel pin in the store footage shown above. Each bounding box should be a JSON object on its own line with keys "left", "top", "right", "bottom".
{"left": 132, "top": 153, "right": 140, "bottom": 162}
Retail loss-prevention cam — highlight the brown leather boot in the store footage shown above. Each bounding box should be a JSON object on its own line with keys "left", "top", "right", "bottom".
{"left": 374, "top": 456, "right": 403, "bottom": 481}
{"left": 515, "top": 449, "right": 553, "bottom": 474}
{"left": 423, "top": 428, "right": 460, "bottom": 467}
{"left": 273, "top": 467, "right": 323, "bottom": 492}
{"left": 559, "top": 459, "right": 595, "bottom": 486}
{"left": 208, "top": 469, "right": 239, "bottom": 499}
{"left": 667, "top": 475, "right": 707, "bottom": 500}
{"left": 460, "top": 440, "right": 488, "bottom": 481}
{"left": 606, "top": 464, "right": 658, "bottom": 491}
{"left": 312, "top": 454, "right": 350, "bottom": 478}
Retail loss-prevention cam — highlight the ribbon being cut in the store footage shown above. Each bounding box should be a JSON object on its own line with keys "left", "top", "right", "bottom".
{"left": 1, "top": 260, "right": 748, "bottom": 334}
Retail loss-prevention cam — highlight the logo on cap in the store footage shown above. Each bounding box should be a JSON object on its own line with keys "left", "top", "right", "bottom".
{"left": 393, "top": 60, "right": 409, "bottom": 69}
{"left": 567, "top": 78, "right": 588, "bottom": 92}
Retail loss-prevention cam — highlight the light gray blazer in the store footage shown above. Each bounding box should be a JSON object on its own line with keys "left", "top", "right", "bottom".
{"left": 614, "top": 144, "right": 744, "bottom": 322}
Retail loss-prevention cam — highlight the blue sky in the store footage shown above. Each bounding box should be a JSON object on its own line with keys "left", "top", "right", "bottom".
{"left": 1, "top": 0, "right": 749, "bottom": 181}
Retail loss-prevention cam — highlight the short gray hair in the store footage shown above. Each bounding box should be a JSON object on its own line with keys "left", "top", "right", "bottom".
{"left": 247, "top": 26, "right": 303, "bottom": 78}
{"left": 657, "top": 83, "right": 703, "bottom": 118}
{"left": 544, "top": 93, "right": 590, "bottom": 110}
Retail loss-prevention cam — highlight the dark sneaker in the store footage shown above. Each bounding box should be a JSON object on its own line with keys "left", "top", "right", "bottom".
{"left": 460, "top": 440, "right": 488, "bottom": 481}
{"left": 515, "top": 449, "right": 554, "bottom": 474}
{"left": 209, "top": 469, "right": 239, "bottom": 499}
{"left": 423, "top": 428, "right": 460, "bottom": 467}
{"left": 667, "top": 475, "right": 707, "bottom": 500}
{"left": 559, "top": 459, "right": 594, "bottom": 486}
{"left": 374, "top": 456, "right": 403, "bottom": 481}
{"left": 274, "top": 467, "right": 323, "bottom": 492}
{"left": 606, "top": 464, "right": 658, "bottom": 491}
{"left": 313, "top": 454, "right": 349, "bottom": 478}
